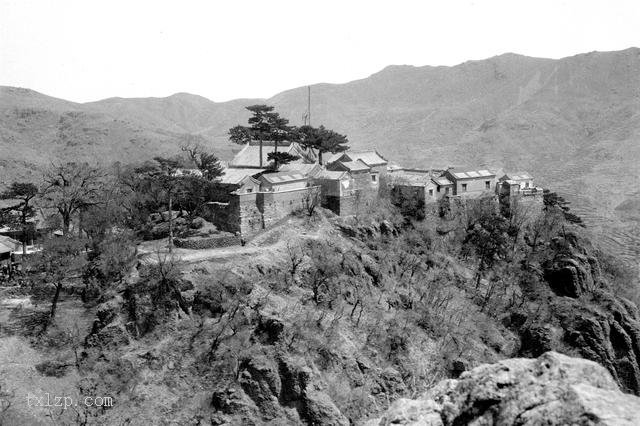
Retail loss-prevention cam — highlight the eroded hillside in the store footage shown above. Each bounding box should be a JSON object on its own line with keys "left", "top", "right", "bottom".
{"left": 1, "top": 197, "right": 639, "bottom": 424}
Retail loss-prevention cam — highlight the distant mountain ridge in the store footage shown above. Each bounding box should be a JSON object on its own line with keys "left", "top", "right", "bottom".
{"left": 1, "top": 48, "right": 639, "bottom": 261}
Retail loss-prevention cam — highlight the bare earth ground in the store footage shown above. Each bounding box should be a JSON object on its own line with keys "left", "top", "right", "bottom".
{"left": 0, "top": 214, "right": 334, "bottom": 425}
{"left": 0, "top": 298, "right": 94, "bottom": 425}
{"left": 137, "top": 213, "right": 330, "bottom": 265}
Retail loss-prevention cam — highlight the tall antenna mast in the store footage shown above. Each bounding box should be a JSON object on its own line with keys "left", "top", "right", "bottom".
{"left": 307, "top": 85, "right": 311, "bottom": 126}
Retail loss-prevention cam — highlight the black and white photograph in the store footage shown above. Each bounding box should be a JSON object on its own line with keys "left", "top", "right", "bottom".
{"left": 1, "top": 0, "right": 639, "bottom": 424}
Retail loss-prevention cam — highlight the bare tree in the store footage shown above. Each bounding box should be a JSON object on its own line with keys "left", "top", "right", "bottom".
{"left": 286, "top": 240, "right": 304, "bottom": 284}
{"left": 302, "top": 186, "right": 321, "bottom": 217}
{"left": 41, "top": 162, "right": 105, "bottom": 235}
{"left": 151, "top": 245, "right": 190, "bottom": 315}
{"left": 180, "top": 138, "right": 224, "bottom": 180}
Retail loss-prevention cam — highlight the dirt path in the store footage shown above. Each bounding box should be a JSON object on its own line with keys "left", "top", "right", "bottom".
{"left": 137, "top": 214, "right": 331, "bottom": 266}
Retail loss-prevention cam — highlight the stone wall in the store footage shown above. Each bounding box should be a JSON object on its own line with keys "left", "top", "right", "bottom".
{"left": 237, "top": 193, "right": 263, "bottom": 235}
{"left": 202, "top": 201, "right": 240, "bottom": 234}
{"left": 202, "top": 186, "right": 321, "bottom": 236}
{"left": 438, "top": 194, "right": 499, "bottom": 219}
{"left": 352, "top": 172, "right": 376, "bottom": 193}
{"left": 259, "top": 186, "right": 319, "bottom": 229}
{"left": 324, "top": 193, "right": 357, "bottom": 216}
{"left": 174, "top": 233, "right": 241, "bottom": 249}
{"left": 498, "top": 190, "right": 544, "bottom": 219}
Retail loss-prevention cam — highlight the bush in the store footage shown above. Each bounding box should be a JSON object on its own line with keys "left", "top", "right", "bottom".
{"left": 35, "top": 359, "right": 71, "bottom": 377}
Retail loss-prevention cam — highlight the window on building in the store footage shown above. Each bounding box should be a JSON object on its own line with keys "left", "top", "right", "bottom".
{"left": 462, "top": 183, "right": 467, "bottom": 192}
{"left": 445, "top": 187, "right": 449, "bottom": 194}
{"left": 371, "top": 174, "right": 377, "bottom": 182}
{"left": 437, "top": 186, "right": 441, "bottom": 192}
{"left": 428, "top": 189, "right": 433, "bottom": 196}
{"left": 485, "top": 181, "right": 491, "bottom": 189}
{"left": 246, "top": 188, "right": 253, "bottom": 193}
{"left": 525, "top": 182, "right": 530, "bottom": 188}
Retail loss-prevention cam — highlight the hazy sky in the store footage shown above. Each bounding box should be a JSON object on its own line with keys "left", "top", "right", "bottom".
{"left": 1, "top": 0, "right": 639, "bottom": 103}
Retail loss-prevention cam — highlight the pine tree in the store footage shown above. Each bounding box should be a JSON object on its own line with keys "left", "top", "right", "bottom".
{"left": 296, "top": 125, "right": 349, "bottom": 165}
{"left": 229, "top": 105, "right": 296, "bottom": 169}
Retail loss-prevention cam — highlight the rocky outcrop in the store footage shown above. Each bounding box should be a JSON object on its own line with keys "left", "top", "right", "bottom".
{"left": 543, "top": 234, "right": 603, "bottom": 298}
{"left": 551, "top": 291, "right": 640, "bottom": 395}
{"left": 218, "top": 350, "right": 349, "bottom": 425}
{"left": 84, "top": 296, "right": 131, "bottom": 349}
{"left": 535, "top": 234, "right": 640, "bottom": 395}
{"left": 544, "top": 254, "right": 601, "bottom": 298}
{"left": 337, "top": 218, "right": 399, "bottom": 240}
{"left": 366, "top": 352, "right": 640, "bottom": 426}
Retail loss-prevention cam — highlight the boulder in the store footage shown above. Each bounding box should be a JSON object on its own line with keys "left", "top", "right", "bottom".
{"left": 190, "top": 216, "right": 207, "bottom": 229}
{"left": 279, "top": 356, "right": 348, "bottom": 425}
{"left": 211, "top": 383, "right": 257, "bottom": 416}
{"left": 368, "top": 352, "right": 640, "bottom": 426}
{"left": 302, "top": 387, "right": 349, "bottom": 426}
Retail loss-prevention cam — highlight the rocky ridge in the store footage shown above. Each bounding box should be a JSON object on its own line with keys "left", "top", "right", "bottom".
{"left": 367, "top": 351, "right": 640, "bottom": 426}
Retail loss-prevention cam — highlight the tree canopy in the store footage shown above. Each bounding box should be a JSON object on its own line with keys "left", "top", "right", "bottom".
{"left": 41, "top": 163, "right": 105, "bottom": 235}
{"left": 180, "top": 140, "right": 224, "bottom": 181}
{"left": 229, "top": 105, "right": 296, "bottom": 169}
{"left": 543, "top": 190, "right": 585, "bottom": 227}
{"left": 296, "top": 125, "right": 349, "bottom": 165}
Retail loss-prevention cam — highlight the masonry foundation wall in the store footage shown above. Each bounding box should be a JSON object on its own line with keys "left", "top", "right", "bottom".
{"left": 324, "top": 194, "right": 357, "bottom": 216}
{"left": 174, "top": 233, "right": 242, "bottom": 249}
{"left": 203, "top": 187, "right": 320, "bottom": 236}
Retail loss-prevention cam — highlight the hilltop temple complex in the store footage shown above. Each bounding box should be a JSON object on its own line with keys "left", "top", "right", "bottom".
{"left": 202, "top": 141, "right": 544, "bottom": 236}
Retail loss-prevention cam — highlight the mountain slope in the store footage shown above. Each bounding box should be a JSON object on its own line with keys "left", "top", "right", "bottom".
{"left": 1, "top": 48, "right": 639, "bottom": 261}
